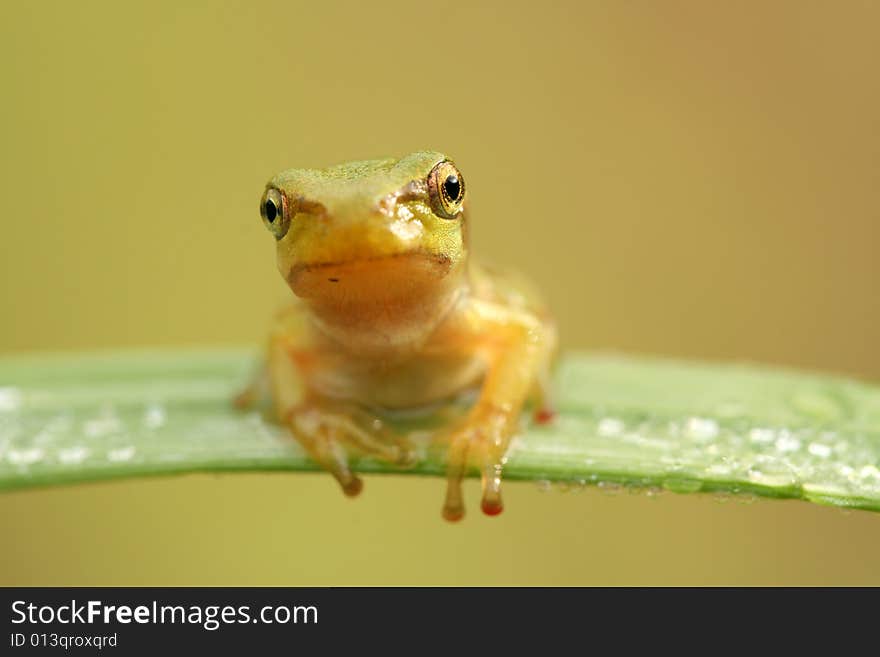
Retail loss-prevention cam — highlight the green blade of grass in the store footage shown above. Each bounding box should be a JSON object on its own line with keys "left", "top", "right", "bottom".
{"left": 1, "top": 349, "right": 879, "bottom": 511}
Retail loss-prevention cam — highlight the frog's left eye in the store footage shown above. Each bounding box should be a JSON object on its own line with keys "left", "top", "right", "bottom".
{"left": 260, "top": 188, "right": 291, "bottom": 240}
{"left": 427, "top": 160, "right": 465, "bottom": 219}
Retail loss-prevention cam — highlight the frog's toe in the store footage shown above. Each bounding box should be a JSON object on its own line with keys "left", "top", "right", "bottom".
{"left": 338, "top": 473, "right": 364, "bottom": 497}
{"left": 442, "top": 502, "right": 465, "bottom": 522}
{"left": 343, "top": 423, "right": 417, "bottom": 467}
{"left": 288, "top": 408, "right": 365, "bottom": 497}
{"left": 324, "top": 447, "right": 363, "bottom": 497}
{"left": 233, "top": 384, "right": 263, "bottom": 410}
{"left": 440, "top": 427, "right": 473, "bottom": 521}
{"left": 439, "top": 408, "right": 516, "bottom": 520}
{"left": 317, "top": 441, "right": 363, "bottom": 497}
{"left": 233, "top": 363, "right": 268, "bottom": 410}
{"left": 480, "top": 498, "right": 503, "bottom": 516}
{"left": 533, "top": 406, "right": 556, "bottom": 425}
{"left": 442, "top": 477, "right": 466, "bottom": 522}
{"left": 311, "top": 439, "right": 363, "bottom": 498}
{"left": 319, "top": 407, "right": 418, "bottom": 468}
{"left": 479, "top": 463, "right": 504, "bottom": 516}
{"left": 392, "top": 440, "right": 419, "bottom": 467}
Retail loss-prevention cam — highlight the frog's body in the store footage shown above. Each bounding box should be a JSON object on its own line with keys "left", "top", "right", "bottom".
{"left": 240, "top": 151, "right": 557, "bottom": 520}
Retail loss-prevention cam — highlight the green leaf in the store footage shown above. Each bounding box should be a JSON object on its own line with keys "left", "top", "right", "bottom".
{"left": 1, "top": 349, "right": 879, "bottom": 511}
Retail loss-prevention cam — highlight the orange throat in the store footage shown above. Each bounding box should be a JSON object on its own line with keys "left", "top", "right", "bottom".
{"left": 288, "top": 252, "right": 464, "bottom": 354}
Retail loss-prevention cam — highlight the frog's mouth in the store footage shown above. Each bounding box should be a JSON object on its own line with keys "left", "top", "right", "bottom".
{"left": 286, "top": 251, "right": 454, "bottom": 304}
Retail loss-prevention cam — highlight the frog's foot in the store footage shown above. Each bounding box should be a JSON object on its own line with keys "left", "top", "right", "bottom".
{"left": 531, "top": 371, "right": 557, "bottom": 424}
{"left": 233, "top": 386, "right": 259, "bottom": 410}
{"left": 533, "top": 405, "right": 556, "bottom": 425}
{"left": 233, "top": 363, "right": 269, "bottom": 410}
{"left": 287, "top": 403, "right": 417, "bottom": 497}
{"left": 531, "top": 318, "right": 559, "bottom": 426}
{"left": 441, "top": 406, "right": 517, "bottom": 521}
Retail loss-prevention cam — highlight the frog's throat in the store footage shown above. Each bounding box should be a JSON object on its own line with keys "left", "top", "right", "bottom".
{"left": 288, "top": 252, "right": 465, "bottom": 353}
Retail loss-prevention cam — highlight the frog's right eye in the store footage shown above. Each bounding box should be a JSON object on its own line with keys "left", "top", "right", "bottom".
{"left": 260, "top": 188, "right": 291, "bottom": 240}
{"left": 427, "top": 160, "right": 465, "bottom": 220}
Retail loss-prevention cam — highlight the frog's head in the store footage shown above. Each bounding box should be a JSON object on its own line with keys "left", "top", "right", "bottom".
{"left": 259, "top": 151, "right": 468, "bottom": 332}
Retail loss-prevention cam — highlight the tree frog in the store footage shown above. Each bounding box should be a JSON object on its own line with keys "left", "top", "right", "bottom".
{"left": 238, "top": 151, "right": 557, "bottom": 520}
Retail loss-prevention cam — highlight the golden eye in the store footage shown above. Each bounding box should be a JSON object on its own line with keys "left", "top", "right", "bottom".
{"left": 260, "top": 188, "right": 291, "bottom": 240}
{"left": 427, "top": 160, "right": 465, "bottom": 219}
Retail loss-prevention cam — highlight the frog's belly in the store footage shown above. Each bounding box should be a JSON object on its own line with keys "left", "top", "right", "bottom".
{"left": 310, "top": 352, "right": 486, "bottom": 410}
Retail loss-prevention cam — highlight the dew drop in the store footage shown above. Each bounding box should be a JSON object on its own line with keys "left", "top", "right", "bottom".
{"left": 108, "top": 446, "right": 136, "bottom": 462}
{"left": 144, "top": 404, "right": 166, "bottom": 429}
{"left": 597, "top": 417, "right": 625, "bottom": 437}
{"left": 858, "top": 465, "right": 880, "bottom": 481}
{"left": 58, "top": 446, "right": 89, "bottom": 465}
{"left": 749, "top": 427, "right": 775, "bottom": 444}
{"left": 7, "top": 447, "right": 44, "bottom": 465}
{"left": 775, "top": 431, "right": 801, "bottom": 453}
{"left": 685, "top": 417, "right": 719, "bottom": 441}
{"left": 807, "top": 442, "right": 832, "bottom": 458}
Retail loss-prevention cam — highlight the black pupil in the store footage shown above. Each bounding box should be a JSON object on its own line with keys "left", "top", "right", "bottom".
{"left": 443, "top": 174, "right": 461, "bottom": 203}
{"left": 265, "top": 199, "right": 277, "bottom": 222}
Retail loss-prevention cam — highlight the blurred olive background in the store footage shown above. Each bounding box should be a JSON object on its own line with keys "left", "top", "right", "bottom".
{"left": 1, "top": 1, "right": 878, "bottom": 585}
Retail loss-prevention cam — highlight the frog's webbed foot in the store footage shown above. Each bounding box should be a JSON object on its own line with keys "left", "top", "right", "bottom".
{"left": 441, "top": 405, "right": 518, "bottom": 522}
{"left": 287, "top": 401, "right": 418, "bottom": 497}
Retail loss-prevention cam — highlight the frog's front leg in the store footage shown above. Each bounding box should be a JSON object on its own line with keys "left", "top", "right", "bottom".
{"left": 266, "top": 328, "right": 416, "bottom": 497}
{"left": 440, "top": 301, "right": 556, "bottom": 521}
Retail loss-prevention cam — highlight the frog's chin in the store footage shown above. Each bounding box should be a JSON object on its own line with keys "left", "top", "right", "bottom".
{"left": 285, "top": 252, "right": 462, "bottom": 349}
{"left": 286, "top": 251, "right": 454, "bottom": 303}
